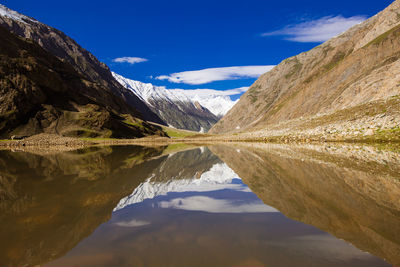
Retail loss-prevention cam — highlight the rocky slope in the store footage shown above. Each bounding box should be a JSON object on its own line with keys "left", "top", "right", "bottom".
{"left": 210, "top": 0, "right": 400, "bottom": 140}
{"left": 0, "top": 4, "right": 164, "bottom": 127}
{"left": 0, "top": 25, "right": 165, "bottom": 138}
{"left": 210, "top": 143, "right": 400, "bottom": 266}
{"left": 113, "top": 73, "right": 238, "bottom": 132}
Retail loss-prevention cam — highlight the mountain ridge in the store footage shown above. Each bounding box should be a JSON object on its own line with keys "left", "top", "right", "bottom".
{"left": 0, "top": 5, "right": 166, "bottom": 138}
{"left": 113, "top": 73, "right": 238, "bottom": 132}
{"left": 0, "top": 4, "right": 165, "bottom": 125}
{"left": 210, "top": 0, "right": 400, "bottom": 141}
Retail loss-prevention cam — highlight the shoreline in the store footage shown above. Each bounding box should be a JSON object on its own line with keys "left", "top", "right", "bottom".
{"left": 1, "top": 132, "right": 399, "bottom": 152}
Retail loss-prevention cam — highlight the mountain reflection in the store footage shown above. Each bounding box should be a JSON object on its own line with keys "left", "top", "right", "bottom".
{"left": 211, "top": 143, "right": 400, "bottom": 267}
{"left": 0, "top": 143, "right": 398, "bottom": 266}
{"left": 0, "top": 145, "right": 166, "bottom": 267}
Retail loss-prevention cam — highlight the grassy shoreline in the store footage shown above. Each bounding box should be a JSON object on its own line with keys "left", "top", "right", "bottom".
{"left": 0, "top": 131, "right": 399, "bottom": 150}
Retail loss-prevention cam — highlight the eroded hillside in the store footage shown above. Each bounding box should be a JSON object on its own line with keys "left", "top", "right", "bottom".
{"left": 210, "top": 0, "right": 400, "bottom": 141}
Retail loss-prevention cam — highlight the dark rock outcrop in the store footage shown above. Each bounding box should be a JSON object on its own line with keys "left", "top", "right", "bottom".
{"left": 0, "top": 4, "right": 165, "bottom": 127}
{"left": 0, "top": 25, "right": 164, "bottom": 138}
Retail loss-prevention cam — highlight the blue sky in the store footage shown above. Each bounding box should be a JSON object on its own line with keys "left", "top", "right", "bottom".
{"left": 3, "top": 0, "right": 393, "bottom": 99}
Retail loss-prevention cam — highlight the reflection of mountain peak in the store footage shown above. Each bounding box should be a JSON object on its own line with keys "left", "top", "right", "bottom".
{"left": 114, "top": 163, "right": 241, "bottom": 211}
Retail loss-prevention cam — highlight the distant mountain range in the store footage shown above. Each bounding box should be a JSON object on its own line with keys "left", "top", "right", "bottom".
{"left": 113, "top": 73, "right": 237, "bottom": 132}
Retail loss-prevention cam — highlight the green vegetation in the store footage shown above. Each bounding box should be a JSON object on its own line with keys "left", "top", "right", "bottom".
{"left": 79, "top": 137, "right": 114, "bottom": 142}
{"left": 323, "top": 52, "right": 346, "bottom": 72}
{"left": 298, "top": 98, "right": 400, "bottom": 131}
{"left": 162, "top": 143, "right": 196, "bottom": 155}
{"left": 364, "top": 24, "right": 400, "bottom": 48}
{"left": 285, "top": 57, "right": 303, "bottom": 79}
{"left": 248, "top": 95, "right": 258, "bottom": 104}
{"left": 163, "top": 127, "right": 200, "bottom": 138}
{"left": 268, "top": 89, "right": 301, "bottom": 116}
{"left": 247, "top": 84, "right": 261, "bottom": 94}
{"left": 0, "top": 110, "right": 15, "bottom": 118}
{"left": 374, "top": 127, "right": 400, "bottom": 141}
{"left": 63, "top": 129, "right": 103, "bottom": 138}
{"left": 123, "top": 118, "right": 146, "bottom": 130}
{"left": 247, "top": 84, "right": 261, "bottom": 103}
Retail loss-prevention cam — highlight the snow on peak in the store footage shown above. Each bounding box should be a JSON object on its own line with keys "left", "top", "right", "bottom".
{"left": 112, "top": 72, "right": 239, "bottom": 117}
{"left": 113, "top": 163, "right": 246, "bottom": 211}
{"left": 0, "top": 4, "right": 36, "bottom": 24}
{"left": 170, "top": 89, "right": 238, "bottom": 117}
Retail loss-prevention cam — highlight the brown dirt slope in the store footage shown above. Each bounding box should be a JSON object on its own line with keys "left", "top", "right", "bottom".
{"left": 210, "top": 0, "right": 400, "bottom": 135}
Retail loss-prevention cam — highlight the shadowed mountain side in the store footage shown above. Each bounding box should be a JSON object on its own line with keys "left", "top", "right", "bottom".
{"left": 149, "top": 147, "right": 221, "bottom": 183}
{"left": 146, "top": 98, "right": 219, "bottom": 132}
{"left": 113, "top": 73, "right": 221, "bottom": 132}
{"left": 0, "top": 26, "right": 165, "bottom": 138}
{"left": 0, "top": 5, "right": 164, "bottom": 125}
{"left": 0, "top": 145, "right": 167, "bottom": 267}
{"left": 210, "top": 144, "right": 400, "bottom": 266}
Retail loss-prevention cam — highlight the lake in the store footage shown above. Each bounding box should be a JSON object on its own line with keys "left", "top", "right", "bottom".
{"left": 0, "top": 143, "right": 399, "bottom": 266}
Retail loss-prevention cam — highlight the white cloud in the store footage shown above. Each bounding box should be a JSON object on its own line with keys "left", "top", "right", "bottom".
{"left": 156, "top": 66, "right": 274, "bottom": 85}
{"left": 112, "top": 57, "right": 148, "bottom": 64}
{"left": 171, "top": 87, "right": 249, "bottom": 97}
{"left": 115, "top": 219, "right": 150, "bottom": 227}
{"left": 262, "top": 15, "right": 366, "bottom": 43}
{"left": 159, "top": 196, "right": 278, "bottom": 213}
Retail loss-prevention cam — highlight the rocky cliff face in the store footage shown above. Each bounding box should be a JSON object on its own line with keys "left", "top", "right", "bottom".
{"left": 0, "top": 25, "right": 165, "bottom": 138}
{"left": 0, "top": 4, "right": 164, "bottom": 126}
{"left": 210, "top": 0, "right": 400, "bottom": 137}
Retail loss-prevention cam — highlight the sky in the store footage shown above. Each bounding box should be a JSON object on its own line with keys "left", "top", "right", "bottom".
{"left": 2, "top": 0, "right": 394, "bottom": 100}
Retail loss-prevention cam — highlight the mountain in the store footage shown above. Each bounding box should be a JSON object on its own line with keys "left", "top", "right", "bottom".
{"left": 0, "top": 4, "right": 166, "bottom": 138}
{"left": 0, "top": 25, "right": 166, "bottom": 138}
{"left": 0, "top": 4, "right": 165, "bottom": 126}
{"left": 210, "top": 0, "right": 400, "bottom": 140}
{"left": 113, "top": 73, "right": 237, "bottom": 132}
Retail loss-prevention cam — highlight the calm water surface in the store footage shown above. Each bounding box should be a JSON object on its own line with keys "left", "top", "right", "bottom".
{"left": 0, "top": 144, "right": 399, "bottom": 267}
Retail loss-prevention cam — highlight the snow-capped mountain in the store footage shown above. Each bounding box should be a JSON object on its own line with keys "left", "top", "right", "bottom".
{"left": 114, "top": 162, "right": 244, "bottom": 211}
{"left": 113, "top": 72, "right": 239, "bottom": 132}
{"left": 168, "top": 89, "right": 238, "bottom": 117}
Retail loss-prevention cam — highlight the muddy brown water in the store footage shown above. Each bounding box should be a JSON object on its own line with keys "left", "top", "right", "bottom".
{"left": 0, "top": 143, "right": 398, "bottom": 267}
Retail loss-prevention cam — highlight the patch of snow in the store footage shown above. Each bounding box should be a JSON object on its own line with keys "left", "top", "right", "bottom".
{"left": 113, "top": 163, "right": 246, "bottom": 211}
{"left": 112, "top": 72, "right": 238, "bottom": 117}
{"left": 0, "top": 4, "right": 36, "bottom": 24}
{"left": 172, "top": 89, "right": 238, "bottom": 117}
